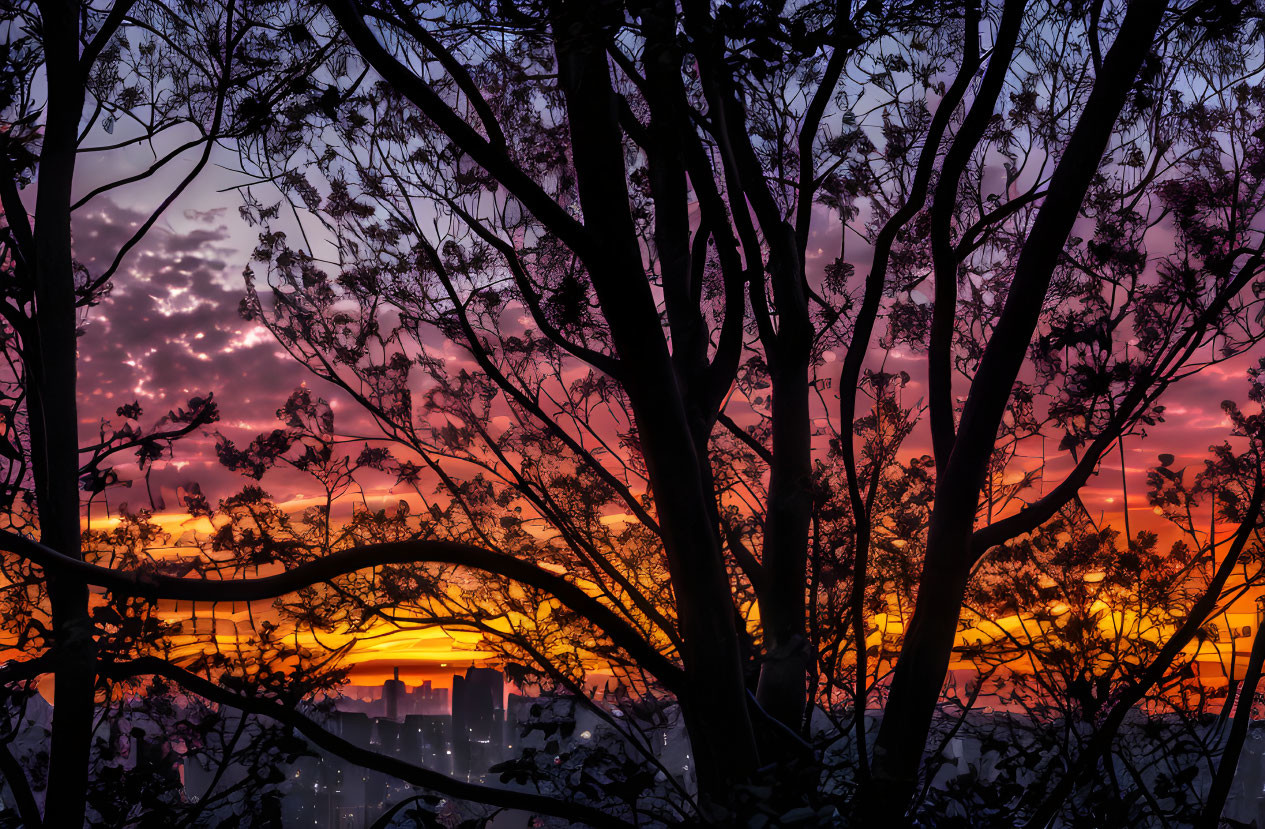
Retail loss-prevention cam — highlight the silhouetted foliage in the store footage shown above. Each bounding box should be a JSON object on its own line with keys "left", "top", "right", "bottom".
{"left": 12, "top": 0, "right": 1265, "bottom": 826}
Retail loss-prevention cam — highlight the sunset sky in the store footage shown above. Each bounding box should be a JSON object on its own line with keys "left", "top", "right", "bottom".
{"left": 66, "top": 128, "right": 1261, "bottom": 683}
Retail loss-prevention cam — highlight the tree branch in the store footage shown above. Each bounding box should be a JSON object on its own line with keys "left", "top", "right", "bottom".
{"left": 323, "top": 0, "right": 592, "bottom": 255}
{"left": 79, "top": 0, "right": 141, "bottom": 77}
{"left": 379, "top": 0, "right": 507, "bottom": 147}
{"left": 441, "top": 196, "right": 622, "bottom": 377}
{"left": 1023, "top": 473, "right": 1264, "bottom": 827}
{"left": 927, "top": 0, "right": 1024, "bottom": 469}
{"left": 717, "top": 411, "right": 773, "bottom": 467}
{"left": 0, "top": 532, "right": 684, "bottom": 691}
{"left": 972, "top": 246, "right": 1265, "bottom": 561}
{"left": 945, "top": 0, "right": 1167, "bottom": 564}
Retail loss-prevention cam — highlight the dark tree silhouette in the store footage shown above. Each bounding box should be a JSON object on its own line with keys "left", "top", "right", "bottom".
{"left": 229, "top": 0, "right": 1265, "bottom": 821}
{"left": 0, "top": 0, "right": 330, "bottom": 823}
{"left": 10, "top": 0, "right": 1265, "bottom": 826}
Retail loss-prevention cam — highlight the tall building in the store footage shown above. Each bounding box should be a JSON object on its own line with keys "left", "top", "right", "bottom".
{"left": 402, "top": 714, "right": 453, "bottom": 775}
{"left": 407, "top": 679, "right": 449, "bottom": 716}
{"left": 383, "top": 667, "right": 407, "bottom": 721}
{"left": 451, "top": 666, "right": 505, "bottom": 779}
{"left": 456, "top": 666, "right": 504, "bottom": 740}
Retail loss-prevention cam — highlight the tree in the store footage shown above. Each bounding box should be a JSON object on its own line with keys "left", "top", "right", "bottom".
{"left": 0, "top": 0, "right": 331, "bottom": 822}
{"left": 227, "top": 0, "right": 1265, "bottom": 820}
{"left": 10, "top": 0, "right": 1265, "bottom": 826}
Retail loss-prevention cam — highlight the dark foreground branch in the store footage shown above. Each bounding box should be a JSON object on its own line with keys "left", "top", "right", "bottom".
{"left": 0, "top": 532, "right": 683, "bottom": 692}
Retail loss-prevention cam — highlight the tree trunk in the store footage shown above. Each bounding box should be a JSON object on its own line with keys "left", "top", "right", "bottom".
{"left": 862, "top": 507, "right": 974, "bottom": 820}
{"left": 626, "top": 375, "right": 764, "bottom": 811}
{"left": 550, "top": 2, "right": 762, "bottom": 808}
{"left": 29, "top": 2, "right": 94, "bottom": 826}
{"left": 755, "top": 284, "right": 813, "bottom": 734}
{"left": 862, "top": 4, "right": 1168, "bottom": 821}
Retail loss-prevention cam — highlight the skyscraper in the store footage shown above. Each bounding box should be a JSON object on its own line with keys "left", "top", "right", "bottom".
{"left": 451, "top": 666, "right": 505, "bottom": 778}
{"left": 383, "top": 667, "right": 406, "bottom": 721}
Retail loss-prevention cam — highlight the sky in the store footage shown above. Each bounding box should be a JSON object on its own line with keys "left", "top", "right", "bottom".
{"left": 59, "top": 110, "right": 1265, "bottom": 686}
{"left": 65, "top": 152, "right": 473, "bottom": 682}
{"left": 77, "top": 199, "right": 310, "bottom": 506}
{"left": 74, "top": 184, "right": 1254, "bottom": 521}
